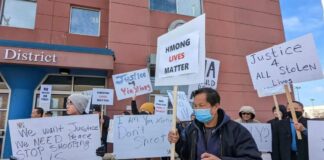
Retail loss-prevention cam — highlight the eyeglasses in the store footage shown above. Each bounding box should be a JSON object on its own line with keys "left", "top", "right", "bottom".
{"left": 241, "top": 112, "right": 251, "bottom": 115}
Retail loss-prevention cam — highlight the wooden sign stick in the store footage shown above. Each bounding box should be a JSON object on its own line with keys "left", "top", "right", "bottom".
{"left": 100, "top": 105, "right": 104, "bottom": 137}
{"left": 284, "top": 84, "right": 302, "bottom": 140}
{"left": 170, "top": 85, "right": 178, "bottom": 160}
{"left": 272, "top": 95, "right": 281, "bottom": 120}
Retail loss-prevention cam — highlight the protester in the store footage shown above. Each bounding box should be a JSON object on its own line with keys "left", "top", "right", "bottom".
{"left": 43, "top": 111, "right": 53, "bottom": 117}
{"left": 31, "top": 107, "right": 44, "bottom": 118}
{"left": 272, "top": 101, "right": 309, "bottom": 160}
{"left": 235, "top": 106, "right": 260, "bottom": 123}
{"left": 267, "top": 105, "right": 287, "bottom": 124}
{"left": 66, "top": 94, "right": 88, "bottom": 115}
{"left": 131, "top": 95, "right": 154, "bottom": 115}
{"left": 168, "top": 88, "right": 262, "bottom": 160}
{"left": 122, "top": 110, "right": 131, "bottom": 115}
{"left": 92, "top": 105, "right": 110, "bottom": 154}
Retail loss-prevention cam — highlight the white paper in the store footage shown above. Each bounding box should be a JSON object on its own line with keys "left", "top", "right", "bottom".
{"left": 80, "top": 90, "right": 93, "bottom": 114}
{"left": 157, "top": 31, "right": 199, "bottom": 78}
{"left": 113, "top": 68, "right": 153, "bottom": 100}
{"left": 155, "top": 14, "right": 206, "bottom": 86}
{"left": 246, "top": 34, "right": 323, "bottom": 90}
{"left": 188, "top": 58, "right": 220, "bottom": 100}
{"left": 39, "top": 85, "right": 52, "bottom": 111}
{"left": 92, "top": 88, "right": 114, "bottom": 105}
{"left": 154, "top": 96, "right": 169, "bottom": 115}
{"left": 308, "top": 120, "right": 324, "bottom": 160}
{"left": 241, "top": 123, "right": 272, "bottom": 152}
{"left": 9, "top": 114, "right": 101, "bottom": 160}
{"left": 113, "top": 115, "right": 172, "bottom": 159}
{"left": 107, "top": 119, "right": 114, "bottom": 143}
{"left": 167, "top": 91, "right": 193, "bottom": 121}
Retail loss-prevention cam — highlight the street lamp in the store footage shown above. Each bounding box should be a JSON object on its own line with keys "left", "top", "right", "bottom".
{"left": 295, "top": 86, "right": 301, "bottom": 101}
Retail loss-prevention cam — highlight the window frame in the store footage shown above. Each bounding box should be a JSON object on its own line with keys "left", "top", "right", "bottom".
{"left": 33, "top": 74, "right": 107, "bottom": 116}
{"left": 149, "top": 0, "right": 204, "bottom": 17}
{"left": 0, "top": 73, "right": 11, "bottom": 159}
{"left": 69, "top": 6, "right": 101, "bottom": 37}
{"left": 0, "top": 0, "right": 37, "bottom": 29}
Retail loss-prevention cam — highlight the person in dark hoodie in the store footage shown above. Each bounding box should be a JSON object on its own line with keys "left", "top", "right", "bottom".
{"left": 168, "top": 88, "right": 261, "bottom": 160}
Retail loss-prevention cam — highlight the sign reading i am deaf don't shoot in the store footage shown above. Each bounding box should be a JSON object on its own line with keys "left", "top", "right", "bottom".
{"left": 155, "top": 14, "right": 206, "bottom": 86}
{"left": 246, "top": 34, "right": 323, "bottom": 90}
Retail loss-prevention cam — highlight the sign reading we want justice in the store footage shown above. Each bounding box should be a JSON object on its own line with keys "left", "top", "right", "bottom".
{"left": 246, "top": 34, "right": 323, "bottom": 90}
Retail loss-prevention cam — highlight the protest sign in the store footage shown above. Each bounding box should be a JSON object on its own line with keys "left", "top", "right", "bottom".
{"left": 39, "top": 85, "right": 52, "bottom": 111}
{"left": 167, "top": 91, "right": 193, "bottom": 121}
{"left": 246, "top": 34, "right": 323, "bottom": 90}
{"left": 155, "top": 14, "right": 205, "bottom": 86}
{"left": 257, "top": 85, "right": 292, "bottom": 97}
{"left": 154, "top": 95, "right": 169, "bottom": 115}
{"left": 92, "top": 88, "right": 114, "bottom": 105}
{"left": 113, "top": 115, "right": 172, "bottom": 159}
{"left": 188, "top": 58, "right": 220, "bottom": 100}
{"left": 308, "top": 120, "right": 324, "bottom": 160}
{"left": 107, "top": 119, "right": 114, "bottom": 143}
{"left": 113, "top": 68, "right": 153, "bottom": 100}
{"left": 9, "top": 114, "right": 101, "bottom": 160}
{"left": 241, "top": 123, "right": 272, "bottom": 152}
{"left": 157, "top": 31, "right": 199, "bottom": 78}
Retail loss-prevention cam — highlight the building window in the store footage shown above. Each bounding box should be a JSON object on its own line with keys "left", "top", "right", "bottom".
{"left": 0, "top": 74, "right": 10, "bottom": 158}
{"left": 70, "top": 7, "right": 100, "bottom": 36}
{"left": 150, "top": 0, "right": 202, "bottom": 17}
{"left": 34, "top": 75, "right": 106, "bottom": 116}
{"left": 0, "top": 0, "right": 37, "bottom": 29}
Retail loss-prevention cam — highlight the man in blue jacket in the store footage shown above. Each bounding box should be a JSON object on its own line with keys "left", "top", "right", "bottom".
{"left": 168, "top": 88, "right": 261, "bottom": 160}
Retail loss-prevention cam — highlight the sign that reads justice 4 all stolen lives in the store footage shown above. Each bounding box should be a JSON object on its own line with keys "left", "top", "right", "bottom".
{"left": 246, "top": 34, "right": 323, "bottom": 90}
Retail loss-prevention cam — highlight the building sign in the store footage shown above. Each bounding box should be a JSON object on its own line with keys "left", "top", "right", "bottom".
{"left": 3, "top": 48, "right": 57, "bottom": 63}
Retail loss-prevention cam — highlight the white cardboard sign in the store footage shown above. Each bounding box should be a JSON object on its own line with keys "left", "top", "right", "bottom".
{"left": 246, "top": 34, "right": 323, "bottom": 90}
{"left": 113, "top": 68, "right": 153, "bottom": 100}
{"left": 92, "top": 88, "right": 114, "bottom": 105}
{"left": 188, "top": 58, "right": 220, "bottom": 100}
{"left": 155, "top": 14, "right": 206, "bottom": 86}
{"left": 39, "top": 85, "right": 52, "bottom": 111}
{"left": 308, "top": 120, "right": 324, "bottom": 160}
{"left": 113, "top": 115, "right": 172, "bottom": 159}
{"left": 241, "top": 123, "right": 272, "bottom": 152}
{"left": 9, "top": 114, "right": 101, "bottom": 160}
{"left": 167, "top": 91, "right": 193, "bottom": 121}
{"left": 154, "top": 96, "right": 169, "bottom": 115}
{"left": 157, "top": 31, "right": 199, "bottom": 78}
{"left": 107, "top": 119, "right": 114, "bottom": 143}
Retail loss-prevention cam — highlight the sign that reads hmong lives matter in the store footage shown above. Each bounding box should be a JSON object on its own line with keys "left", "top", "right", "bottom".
{"left": 157, "top": 31, "right": 199, "bottom": 78}
{"left": 246, "top": 34, "right": 323, "bottom": 90}
{"left": 155, "top": 14, "right": 206, "bottom": 86}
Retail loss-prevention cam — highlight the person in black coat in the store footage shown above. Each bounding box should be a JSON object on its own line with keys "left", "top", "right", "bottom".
{"left": 271, "top": 101, "right": 309, "bottom": 160}
{"left": 168, "top": 88, "right": 261, "bottom": 160}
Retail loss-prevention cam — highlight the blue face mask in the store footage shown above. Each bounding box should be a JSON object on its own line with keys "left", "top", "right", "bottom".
{"left": 194, "top": 109, "right": 213, "bottom": 123}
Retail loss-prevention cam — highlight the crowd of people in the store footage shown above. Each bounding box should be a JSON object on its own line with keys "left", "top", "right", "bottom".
{"left": 13, "top": 87, "right": 316, "bottom": 160}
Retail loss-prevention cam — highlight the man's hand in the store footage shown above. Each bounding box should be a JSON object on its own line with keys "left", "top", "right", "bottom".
{"left": 168, "top": 129, "right": 179, "bottom": 143}
{"left": 294, "top": 122, "right": 306, "bottom": 132}
{"left": 201, "top": 152, "right": 221, "bottom": 160}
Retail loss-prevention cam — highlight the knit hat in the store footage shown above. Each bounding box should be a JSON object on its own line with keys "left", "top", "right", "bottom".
{"left": 239, "top": 106, "right": 256, "bottom": 119}
{"left": 68, "top": 94, "right": 89, "bottom": 114}
{"left": 140, "top": 102, "right": 154, "bottom": 114}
